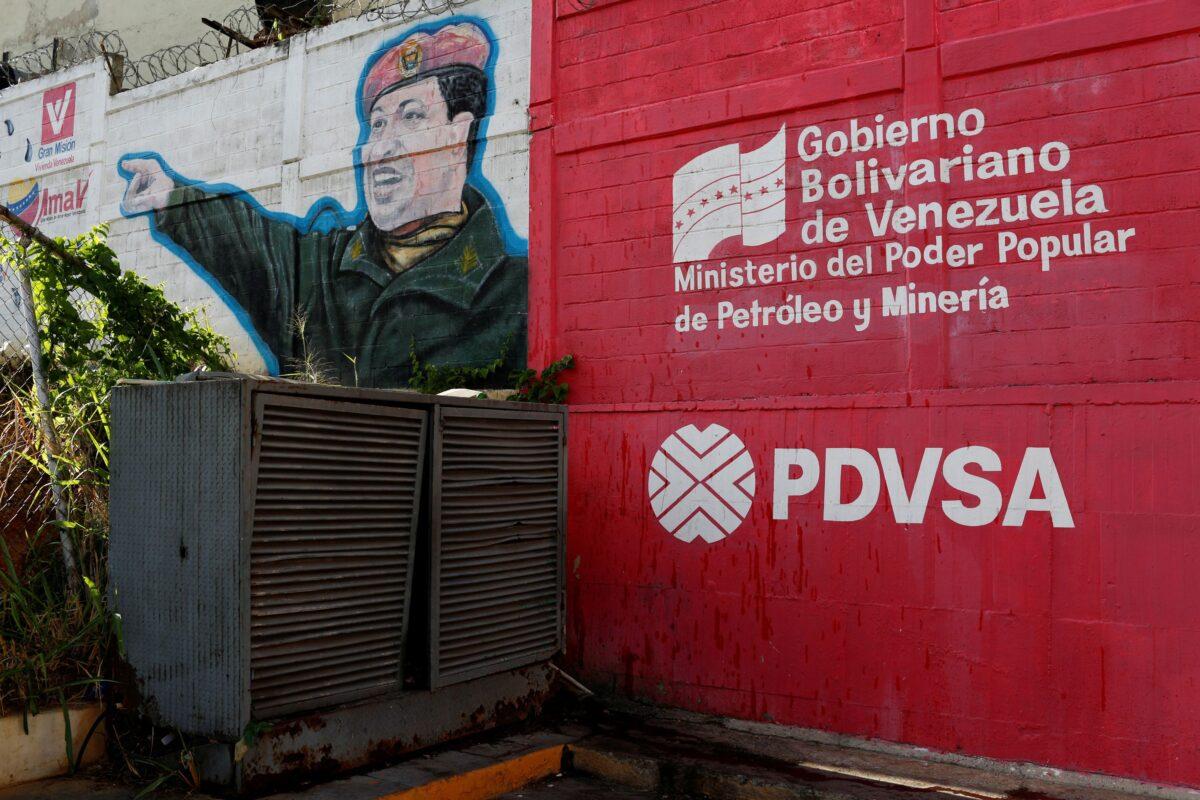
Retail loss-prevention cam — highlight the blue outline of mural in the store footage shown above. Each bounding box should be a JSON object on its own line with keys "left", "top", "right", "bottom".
{"left": 117, "top": 14, "right": 528, "bottom": 376}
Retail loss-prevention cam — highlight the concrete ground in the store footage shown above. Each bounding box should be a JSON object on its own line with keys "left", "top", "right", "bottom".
{"left": 6, "top": 701, "right": 1199, "bottom": 800}
{"left": 499, "top": 774, "right": 655, "bottom": 798}
{"left": 0, "top": 774, "right": 655, "bottom": 800}
{"left": 0, "top": 776, "right": 194, "bottom": 799}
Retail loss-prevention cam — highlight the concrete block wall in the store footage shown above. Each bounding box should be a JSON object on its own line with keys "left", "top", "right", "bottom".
{"left": 536, "top": 0, "right": 1200, "bottom": 789}
{"left": 102, "top": 45, "right": 289, "bottom": 369}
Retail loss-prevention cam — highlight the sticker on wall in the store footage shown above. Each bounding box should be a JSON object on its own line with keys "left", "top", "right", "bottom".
{"left": 5, "top": 179, "right": 40, "bottom": 225}
{"left": 35, "top": 82, "right": 79, "bottom": 173}
{"left": 3, "top": 172, "right": 89, "bottom": 229}
{"left": 117, "top": 16, "right": 529, "bottom": 389}
{"left": 2, "top": 117, "right": 33, "bottom": 170}
{"left": 648, "top": 423, "right": 756, "bottom": 543}
{"left": 0, "top": 77, "right": 90, "bottom": 183}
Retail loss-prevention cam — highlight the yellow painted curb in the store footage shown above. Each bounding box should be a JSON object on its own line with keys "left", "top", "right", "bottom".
{"left": 378, "top": 746, "right": 566, "bottom": 800}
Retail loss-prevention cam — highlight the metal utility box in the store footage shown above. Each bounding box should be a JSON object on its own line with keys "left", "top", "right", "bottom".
{"left": 109, "top": 374, "right": 566, "bottom": 788}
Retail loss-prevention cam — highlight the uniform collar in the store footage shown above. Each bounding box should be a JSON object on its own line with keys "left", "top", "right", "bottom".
{"left": 340, "top": 185, "right": 505, "bottom": 309}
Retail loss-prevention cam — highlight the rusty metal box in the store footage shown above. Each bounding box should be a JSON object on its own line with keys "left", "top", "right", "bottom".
{"left": 109, "top": 374, "right": 566, "bottom": 746}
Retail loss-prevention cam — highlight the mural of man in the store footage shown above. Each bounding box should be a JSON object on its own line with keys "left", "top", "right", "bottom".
{"left": 118, "top": 20, "right": 527, "bottom": 388}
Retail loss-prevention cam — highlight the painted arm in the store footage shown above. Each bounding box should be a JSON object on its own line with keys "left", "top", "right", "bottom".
{"left": 118, "top": 155, "right": 302, "bottom": 367}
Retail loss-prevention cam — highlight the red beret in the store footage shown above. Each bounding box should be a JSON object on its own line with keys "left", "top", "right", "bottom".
{"left": 362, "top": 22, "right": 490, "bottom": 113}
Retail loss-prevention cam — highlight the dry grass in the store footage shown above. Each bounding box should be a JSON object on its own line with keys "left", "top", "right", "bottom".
{"left": 0, "top": 391, "right": 48, "bottom": 576}
{"left": 0, "top": 389, "right": 110, "bottom": 718}
{"left": 0, "top": 563, "right": 107, "bottom": 718}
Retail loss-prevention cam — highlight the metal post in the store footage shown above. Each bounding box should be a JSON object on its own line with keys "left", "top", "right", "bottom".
{"left": 100, "top": 45, "right": 124, "bottom": 95}
{"left": 12, "top": 243, "right": 78, "bottom": 593}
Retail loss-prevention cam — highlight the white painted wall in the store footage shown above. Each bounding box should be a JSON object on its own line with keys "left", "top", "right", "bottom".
{"left": 0, "top": 0, "right": 532, "bottom": 373}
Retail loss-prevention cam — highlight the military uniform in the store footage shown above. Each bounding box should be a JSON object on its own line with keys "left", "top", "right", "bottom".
{"left": 153, "top": 183, "right": 527, "bottom": 388}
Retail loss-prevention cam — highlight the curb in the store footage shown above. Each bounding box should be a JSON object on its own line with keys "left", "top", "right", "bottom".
{"left": 602, "top": 699, "right": 1200, "bottom": 800}
{"left": 567, "top": 736, "right": 1197, "bottom": 800}
{"left": 568, "top": 745, "right": 659, "bottom": 792}
{"left": 569, "top": 742, "right": 825, "bottom": 800}
{"left": 567, "top": 741, "right": 1021, "bottom": 800}
{"left": 378, "top": 746, "right": 565, "bottom": 800}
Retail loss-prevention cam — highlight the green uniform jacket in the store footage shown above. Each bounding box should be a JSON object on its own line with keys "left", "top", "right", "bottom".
{"left": 154, "top": 183, "right": 528, "bottom": 388}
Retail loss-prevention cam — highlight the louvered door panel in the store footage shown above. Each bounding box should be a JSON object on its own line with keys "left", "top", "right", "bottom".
{"left": 431, "top": 407, "right": 565, "bottom": 687}
{"left": 249, "top": 394, "right": 426, "bottom": 718}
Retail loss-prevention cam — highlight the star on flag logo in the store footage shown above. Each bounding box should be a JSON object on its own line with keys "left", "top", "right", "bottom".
{"left": 671, "top": 125, "right": 787, "bottom": 264}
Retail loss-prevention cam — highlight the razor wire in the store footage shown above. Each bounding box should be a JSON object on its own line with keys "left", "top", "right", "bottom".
{"left": 1, "top": 30, "right": 127, "bottom": 89}
{"left": 1, "top": 0, "right": 471, "bottom": 94}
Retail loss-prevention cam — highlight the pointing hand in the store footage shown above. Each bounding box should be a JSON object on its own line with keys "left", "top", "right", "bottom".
{"left": 120, "top": 157, "right": 173, "bottom": 215}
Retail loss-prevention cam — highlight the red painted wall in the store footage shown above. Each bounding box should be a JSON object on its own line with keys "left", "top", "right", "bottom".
{"left": 530, "top": 0, "right": 1200, "bottom": 787}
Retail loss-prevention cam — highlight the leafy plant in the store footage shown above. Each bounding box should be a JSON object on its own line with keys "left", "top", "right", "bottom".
{"left": 406, "top": 340, "right": 575, "bottom": 404}
{"left": 510, "top": 354, "right": 575, "bottom": 404}
{"left": 0, "top": 530, "right": 108, "bottom": 719}
{"left": 0, "top": 224, "right": 231, "bottom": 786}
{"left": 19, "top": 224, "right": 230, "bottom": 392}
{"left": 406, "top": 336, "right": 511, "bottom": 395}
{"left": 104, "top": 718, "right": 200, "bottom": 799}
{"left": 233, "top": 719, "right": 272, "bottom": 764}
{"left": 130, "top": 734, "right": 199, "bottom": 799}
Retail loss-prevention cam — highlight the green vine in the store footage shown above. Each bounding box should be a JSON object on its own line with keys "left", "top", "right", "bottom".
{"left": 511, "top": 354, "right": 575, "bottom": 404}
{"left": 405, "top": 335, "right": 512, "bottom": 395}
{"left": 405, "top": 341, "right": 575, "bottom": 404}
{"left": 20, "top": 224, "right": 231, "bottom": 391}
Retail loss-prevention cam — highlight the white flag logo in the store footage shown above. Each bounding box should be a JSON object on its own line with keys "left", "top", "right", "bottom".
{"left": 648, "top": 424, "right": 755, "bottom": 544}
{"left": 45, "top": 89, "right": 73, "bottom": 136}
{"left": 671, "top": 124, "right": 787, "bottom": 264}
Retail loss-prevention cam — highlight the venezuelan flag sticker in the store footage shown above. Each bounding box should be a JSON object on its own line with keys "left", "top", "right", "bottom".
{"left": 6, "top": 178, "right": 40, "bottom": 224}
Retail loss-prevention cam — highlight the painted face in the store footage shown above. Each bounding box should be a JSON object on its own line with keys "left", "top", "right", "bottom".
{"left": 362, "top": 77, "right": 474, "bottom": 232}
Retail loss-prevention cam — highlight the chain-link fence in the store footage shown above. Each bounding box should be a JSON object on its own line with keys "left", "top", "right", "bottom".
{"left": 2, "top": 0, "right": 472, "bottom": 94}
{"left": 0, "top": 230, "right": 92, "bottom": 592}
{"left": 0, "top": 233, "right": 90, "bottom": 375}
{"left": 0, "top": 263, "right": 31, "bottom": 373}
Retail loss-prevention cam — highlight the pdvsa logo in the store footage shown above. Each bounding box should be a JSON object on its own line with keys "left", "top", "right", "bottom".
{"left": 649, "top": 424, "right": 1076, "bottom": 543}
{"left": 772, "top": 446, "right": 1074, "bottom": 528}
{"left": 648, "top": 424, "right": 756, "bottom": 543}
{"left": 672, "top": 126, "right": 788, "bottom": 263}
